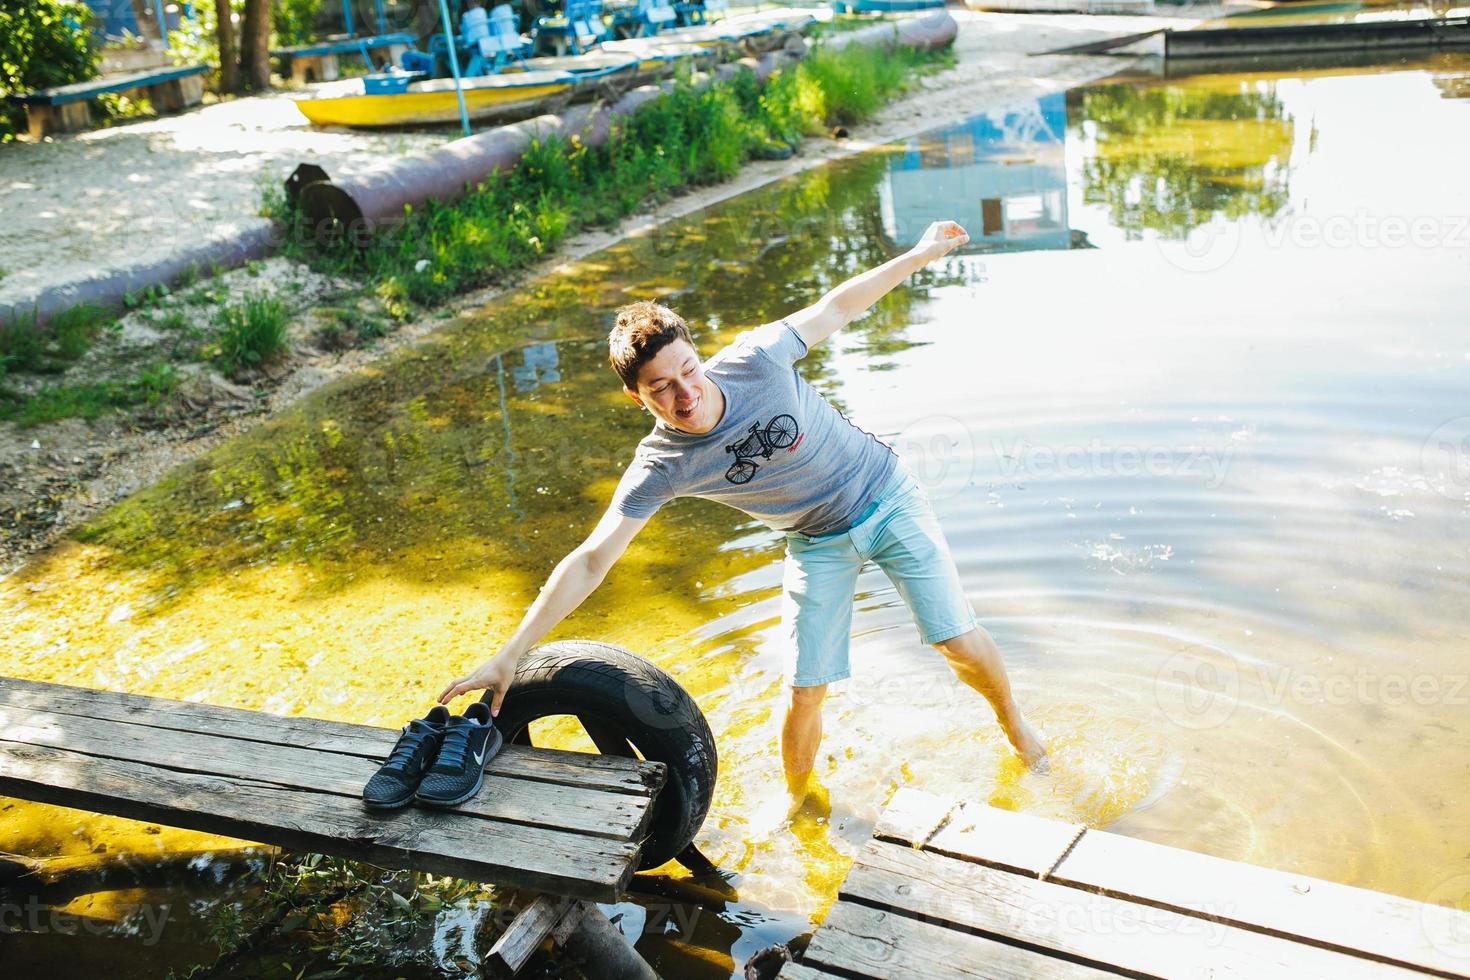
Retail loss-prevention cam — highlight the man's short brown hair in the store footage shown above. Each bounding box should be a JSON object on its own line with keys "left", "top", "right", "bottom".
{"left": 609, "top": 301, "right": 693, "bottom": 390}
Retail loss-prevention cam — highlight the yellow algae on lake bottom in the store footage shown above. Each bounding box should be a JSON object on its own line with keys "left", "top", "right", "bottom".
{"left": 4, "top": 55, "right": 1470, "bottom": 973}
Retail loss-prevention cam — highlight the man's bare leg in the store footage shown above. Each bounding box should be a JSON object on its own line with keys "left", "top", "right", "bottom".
{"left": 782, "top": 683, "right": 828, "bottom": 804}
{"left": 934, "top": 626, "right": 1049, "bottom": 771}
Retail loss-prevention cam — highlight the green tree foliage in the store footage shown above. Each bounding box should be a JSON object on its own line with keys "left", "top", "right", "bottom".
{"left": 1075, "top": 80, "right": 1295, "bottom": 239}
{"left": 274, "top": 0, "right": 324, "bottom": 48}
{"left": 172, "top": 0, "right": 303, "bottom": 92}
{"left": 0, "top": 0, "right": 99, "bottom": 140}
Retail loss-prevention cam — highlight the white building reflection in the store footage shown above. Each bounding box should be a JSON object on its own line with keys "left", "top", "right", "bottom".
{"left": 880, "top": 92, "right": 1083, "bottom": 254}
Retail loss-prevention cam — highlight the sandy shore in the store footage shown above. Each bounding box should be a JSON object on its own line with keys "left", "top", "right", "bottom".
{"left": 0, "top": 89, "right": 453, "bottom": 312}
{"left": 0, "top": 8, "right": 1225, "bottom": 572}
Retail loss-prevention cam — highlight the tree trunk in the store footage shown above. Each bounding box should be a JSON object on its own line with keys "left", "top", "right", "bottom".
{"left": 239, "top": 0, "right": 273, "bottom": 92}
{"left": 215, "top": 0, "right": 239, "bottom": 93}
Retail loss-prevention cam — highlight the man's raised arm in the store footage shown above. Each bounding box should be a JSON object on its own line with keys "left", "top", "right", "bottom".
{"left": 784, "top": 219, "right": 970, "bottom": 351}
{"left": 437, "top": 507, "right": 650, "bottom": 713}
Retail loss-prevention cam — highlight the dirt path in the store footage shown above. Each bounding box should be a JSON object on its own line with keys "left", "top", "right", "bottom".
{"left": 0, "top": 8, "right": 1225, "bottom": 574}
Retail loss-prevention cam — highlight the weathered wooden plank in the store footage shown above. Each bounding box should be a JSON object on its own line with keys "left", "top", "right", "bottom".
{"left": 805, "top": 899, "right": 1126, "bottom": 979}
{"left": 0, "top": 708, "right": 650, "bottom": 841}
{"left": 1052, "top": 828, "right": 1470, "bottom": 979}
{"left": 0, "top": 739, "right": 640, "bottom": 902}
{"left": 775, "top": 965, "right": 841, "bottom": 980}
{"left": 870, "top": 787, "right": 957, "bottom": 848}
{"left": 486, "top": 895, "right": 576, "bottom": 978}
{"left": 0, "top": 677, "right": 664, "bottom": 794}
{"left": 842, "top": 839, "right": 1431, "bottom": 980}
{"left": 877, "top": 793, "right": 1083, "bottom": 879}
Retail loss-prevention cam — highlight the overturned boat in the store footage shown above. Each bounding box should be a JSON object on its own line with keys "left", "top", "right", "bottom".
{"left": 294, "top": 70, "right": 578, "bottom": 128}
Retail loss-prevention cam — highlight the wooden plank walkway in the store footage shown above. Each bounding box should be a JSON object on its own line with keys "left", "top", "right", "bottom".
{"left": 783, "top": 788, "right": 1470, "bottom": 980}
{"left": 0, "top": 677, "right": 666, "bottom": 903}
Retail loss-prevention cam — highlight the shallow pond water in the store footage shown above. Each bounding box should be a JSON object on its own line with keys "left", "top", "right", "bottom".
{"left": 3, "top": 51, "right": 1469, "bottom": 978}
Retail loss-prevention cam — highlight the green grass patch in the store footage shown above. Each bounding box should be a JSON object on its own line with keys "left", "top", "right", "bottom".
{"left": 805, "top": 13, "right": 891, "bottom": 38}
{"left": 0, "top": 304, "right": 114, "bottom": 380}
{"left": 0, "top": 361, "right": 179, "bottom": 426}
{"left": 280, "top": 40, "right": 952, "bottom": 318}
{"left": 791, "top": 42, "right": 924, "bottom": 126}
{"left": 157, "top": 309, "right": 191, "bottom": 332}
{"left": 314, "top": 305, "right": 387, "bottom": 350}
{"left": 214, "top": 292, "right": 289, "bottom": 377}
{"left": 123, "top": 282, "right": 170, "bottom": 310}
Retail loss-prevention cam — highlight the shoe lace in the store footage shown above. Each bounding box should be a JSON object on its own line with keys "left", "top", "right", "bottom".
{"left": 433, "top": 724, "right": 475, "bottom": 772}
{"left": 382, "top": 722, "right": 438, "bottom": 773}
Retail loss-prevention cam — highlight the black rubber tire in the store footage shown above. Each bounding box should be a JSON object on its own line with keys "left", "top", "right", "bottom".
{"left": 483, "top": 639, "right": 718, "bottom": 871}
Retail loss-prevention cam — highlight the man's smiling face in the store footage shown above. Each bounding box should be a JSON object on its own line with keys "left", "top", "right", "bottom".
{"left": 626, "top": 338, "right": 718, "bottom": 434}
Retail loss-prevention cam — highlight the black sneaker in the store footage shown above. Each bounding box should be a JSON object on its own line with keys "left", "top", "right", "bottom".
{"left": 415, "top": 701, "right": 502, "bottom": 808}
{"left": 362, "top": 706, "right": 450, "bottom": 810}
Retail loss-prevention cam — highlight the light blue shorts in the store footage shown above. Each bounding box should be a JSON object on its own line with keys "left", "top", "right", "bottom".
{"left": 780, "top": 463, "right": 980, "bottom": 687}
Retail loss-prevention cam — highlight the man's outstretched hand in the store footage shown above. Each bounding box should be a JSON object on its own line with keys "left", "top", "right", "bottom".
{"left": 914, "top": 220, "right": 970, "bottom": 262}
{"left": 437, "top": 652, "right": 516, "bottom": 716}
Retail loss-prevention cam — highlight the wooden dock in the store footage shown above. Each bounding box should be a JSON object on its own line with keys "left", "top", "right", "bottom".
{"left": 0, "top": 677, "right": 665, "bottom": 903}
{"left": 1165, "top": 16, "right": 1470, "bottom": 60}
{"left": 782, "top": 788, "right": 1470, "bottom": 980}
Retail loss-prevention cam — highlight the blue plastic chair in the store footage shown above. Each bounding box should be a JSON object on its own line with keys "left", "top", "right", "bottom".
{"left": 465, "top": 4, "right": 532, "bottom": 72}
{"left": 398, "top": 2, "right": 529, "bottom": 78}
{"left": 456, "top": 4, "right": 492, "bottom": 74}
{"left": 635, "top": 0, "right": 678, "bottom": 37}
{"left": 535, "top": 0, "right": 610, "bottom": 56}
{"left": 674, "top": 0, "right": 725, "bottom": 27}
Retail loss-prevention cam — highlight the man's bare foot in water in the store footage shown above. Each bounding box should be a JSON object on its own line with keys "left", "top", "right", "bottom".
{"left": 781, "top": 771, "right": 833, "bottom": 823}
{"left": 1003, "top": 710, "right": 1050, "bottom": 773}
{"left": 749, "top": 773, "right": 831, "bottom": 836}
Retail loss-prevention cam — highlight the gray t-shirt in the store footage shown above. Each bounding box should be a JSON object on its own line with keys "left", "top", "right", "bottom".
{"left": 611, "top": 320, "right": 897, "bottom": 535}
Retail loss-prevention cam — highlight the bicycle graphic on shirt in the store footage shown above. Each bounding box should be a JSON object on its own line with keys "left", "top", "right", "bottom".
{"left": 724, "top": 414, "right": 800, "bottom": 484}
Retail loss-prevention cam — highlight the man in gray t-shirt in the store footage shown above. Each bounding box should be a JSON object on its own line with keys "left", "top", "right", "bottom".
{"left": 439, "top": 220, "right": 1048, "bottom": 809}
{"left": 610, "top": 319, "right": 898, "bottom": 536}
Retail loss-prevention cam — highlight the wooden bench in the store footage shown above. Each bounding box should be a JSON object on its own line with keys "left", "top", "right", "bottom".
{"left": 271, "top": 32, "right": 418, "bottom": 84}
{"left": 784, "top": 787, "right": 1470, "bottom": 979}
{"left": 6, "top": 63, "right": 209, "bottom": 139}
{"left": 0, "top": 676, "right": 667, "bottom": 976}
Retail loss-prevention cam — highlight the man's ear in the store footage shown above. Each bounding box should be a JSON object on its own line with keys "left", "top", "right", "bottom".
{"left": 624, "top": 386, "right": 645, "bottom": 410}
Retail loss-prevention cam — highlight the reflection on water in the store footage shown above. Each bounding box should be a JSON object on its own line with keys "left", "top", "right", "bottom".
{"left": 511, "top": 341, "right": 562, "bottom": 393}
{"left": 880, "top": 93, "right": 1077, "bottom": 253}
{"left": 1073, "top": 79, "right": 1294, "bottom": 240}
{"left": 4, "top": 52, "right": 1470, "bottom": 978}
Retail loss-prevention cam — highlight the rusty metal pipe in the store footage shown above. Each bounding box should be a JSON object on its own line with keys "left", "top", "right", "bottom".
{"left": 291, "top": 12, "right": 957, "bottom": 237}
{"left": 0, "top": 14, "right": 957, "bottom": 326}
{"left": 292, "top": 48, "right": 804, "bottom": 235}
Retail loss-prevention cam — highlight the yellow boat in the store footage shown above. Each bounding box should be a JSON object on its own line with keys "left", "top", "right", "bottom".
{"left": 295, "top": 71, "right": 576, "bottom": 128}
{"left": 599, "top": 37, "right": 716, "bottom": 75}
{"left": 505, "top": 52, "right": 644, "bottom": 97}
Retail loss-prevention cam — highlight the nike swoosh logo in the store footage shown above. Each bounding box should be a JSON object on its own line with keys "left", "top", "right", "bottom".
{"left": 473, "top": 745, "right": 486, "bottom": 766}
